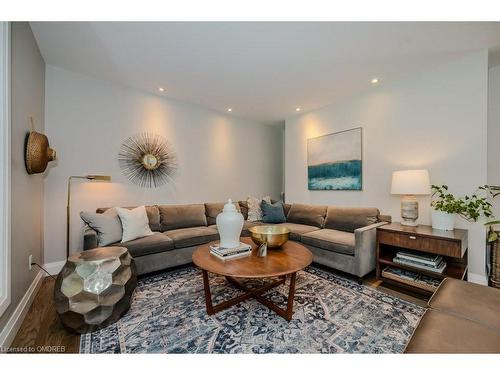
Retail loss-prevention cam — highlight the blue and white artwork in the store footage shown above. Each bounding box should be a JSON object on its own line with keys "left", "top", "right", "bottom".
{"left": 307, "top": 127, "right": 362, "bottom": 190}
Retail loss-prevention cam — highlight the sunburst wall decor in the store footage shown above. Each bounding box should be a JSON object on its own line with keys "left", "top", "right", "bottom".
{"left": 118, "top": 132, "right": 177, "bottom": 188}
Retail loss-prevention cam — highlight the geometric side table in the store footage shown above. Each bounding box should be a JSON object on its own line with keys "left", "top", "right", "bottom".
{"left": 54, "top": 247, "right": 137, "bottom": 334}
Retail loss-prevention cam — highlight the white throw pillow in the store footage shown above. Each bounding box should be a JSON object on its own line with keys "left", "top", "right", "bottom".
{"left": 115, "top": 206, "right": 154, "bottom": 243}
{"left": 247, "top": 195, "right": 271, "bottom": 222}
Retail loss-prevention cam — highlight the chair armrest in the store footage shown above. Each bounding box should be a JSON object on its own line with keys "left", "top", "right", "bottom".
{"left": 83, "top": 226, "right": 98, "bottom": 250}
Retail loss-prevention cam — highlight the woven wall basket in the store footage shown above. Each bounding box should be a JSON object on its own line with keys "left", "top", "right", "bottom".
{"left": 491, "top": 239, "right": 500, "bottom": 288}
{"left": 24, "top": 131, "right": 56, "bottom": 174}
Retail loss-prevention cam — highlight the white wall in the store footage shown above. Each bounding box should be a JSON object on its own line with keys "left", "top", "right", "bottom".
{"left": 488, "top": 66, "right": 500, "bottom": 219}
{"left": 44, "top": 66, "right": 283, "bottom": 264}
{"left": 285, "top": 50, "right": 489, "bottom": 281}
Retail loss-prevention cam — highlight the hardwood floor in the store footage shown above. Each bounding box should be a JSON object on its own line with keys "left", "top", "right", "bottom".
{"left": 10, "top": 265, "right": 426, "bottom": 354}
{"left": 10, "top": 277, "right": 80, "bottom": 353}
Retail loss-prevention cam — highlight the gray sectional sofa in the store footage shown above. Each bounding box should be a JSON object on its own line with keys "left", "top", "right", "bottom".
{"left": 83, "top": 201, "right": 390, "bottom": 279}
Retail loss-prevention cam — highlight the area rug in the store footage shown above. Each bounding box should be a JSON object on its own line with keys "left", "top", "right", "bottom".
{"left": 80, "top": 265, "right": 425, "bottom": 353}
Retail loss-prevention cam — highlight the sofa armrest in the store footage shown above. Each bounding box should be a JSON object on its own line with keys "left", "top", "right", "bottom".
{"left": 83, "top": 226, "right": 98, "bottom": 250}
{"left": 353, "top": 221, "right": 389, "bottom": 277}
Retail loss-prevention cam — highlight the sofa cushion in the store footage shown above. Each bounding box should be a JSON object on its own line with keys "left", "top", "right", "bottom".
{"left": 97, "top": 205, "right": 161, "bottom": 232}
{"left": 164, "top": 226, "right": 219, "bottom": 248}
{"left": 205, "top": 202, "right": 242, "bottom": 226}
{"left": 159, "top": 204, "right": 208, "bottom": 231}
{"left": 324, "top": 207, "right": 380, "bottom": 232}
{"left": 274, "top": 222, "right": 320, "bottom": 241}
{"left": 261, "top": 201, "right": 286, "bottom": 224}
{"left": 301, "top": 229, "right": 355, "bottom": 255}
{"left": 112, "top": 233, "right": 174, "bottom": 257}
{"left": 429, "top": 278, "right": 500, "bottom": 330}
{"left": 405, "top": 309, "right": 500, "bottom": 353}
{"left": 286, "top": 204, "right": 327, "bottom": 228}
{"left": 283, "top": 203, "right": 292, "bottom": 217}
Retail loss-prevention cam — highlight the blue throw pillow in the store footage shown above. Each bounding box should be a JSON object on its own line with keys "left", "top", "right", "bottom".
{"left": 261, "top": 200, "right": 286, "bottom": 224}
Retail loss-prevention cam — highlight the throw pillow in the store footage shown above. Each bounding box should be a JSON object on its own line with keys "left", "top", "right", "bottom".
{"left": 247, "top": 195, "right": 271, "bottom": 221}
{"left": 261, "top": 200, "right": 286, "bottom": 224}
{"left": 80, "top": 210, "right": 123, "bottom": 246}
{"left": 116, "top": 206, "right": 154, "bottom": 243}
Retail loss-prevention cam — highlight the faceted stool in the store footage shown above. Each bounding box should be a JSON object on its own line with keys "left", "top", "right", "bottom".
{"left": 54, "top": 247, "right": 137, "bottom": 334}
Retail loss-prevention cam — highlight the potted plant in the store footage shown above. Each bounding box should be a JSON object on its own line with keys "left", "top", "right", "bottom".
{"left": 430, "top": 185, "right": 494, "bottom": 230}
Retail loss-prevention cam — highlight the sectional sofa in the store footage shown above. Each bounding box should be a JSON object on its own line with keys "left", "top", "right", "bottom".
{"left": 83, "top": 201, "right": 390, "bottom": 279}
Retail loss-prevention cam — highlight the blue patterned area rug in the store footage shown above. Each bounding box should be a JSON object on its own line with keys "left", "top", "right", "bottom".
{"left": 80, "top": 265, "right": 424, "bottom": 353}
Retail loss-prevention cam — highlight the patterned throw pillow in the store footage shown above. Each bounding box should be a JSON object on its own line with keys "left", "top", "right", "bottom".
{"left": 247, "top": 195, "right": 271, "bottom": 221}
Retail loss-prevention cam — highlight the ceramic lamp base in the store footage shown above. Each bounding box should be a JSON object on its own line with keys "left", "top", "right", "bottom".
{"left": 401, "top": 195, "right": 419, "bottom": 226}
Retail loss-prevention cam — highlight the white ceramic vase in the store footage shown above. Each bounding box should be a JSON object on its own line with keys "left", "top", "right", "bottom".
{"left": 431, "top": 210, "right": 455, "bottom": 231}
{"left": 216, "top": 199, "right": 244, "bottom": 248}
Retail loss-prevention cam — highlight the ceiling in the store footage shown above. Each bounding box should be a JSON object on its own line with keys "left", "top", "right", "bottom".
{"left": 30, "top": 22, "right": 500, "bottom": 124}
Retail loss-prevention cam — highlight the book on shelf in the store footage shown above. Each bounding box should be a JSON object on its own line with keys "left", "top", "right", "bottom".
{"left": 381, "top": 266, "right": 441, "bottom": 292}
{"left": 393, "top": 256, "right": 447, "bottom": 274}
{"left": 396, "top": 250, "right": 443, "bottom": 267}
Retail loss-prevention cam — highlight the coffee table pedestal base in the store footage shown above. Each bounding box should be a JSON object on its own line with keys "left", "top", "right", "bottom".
{"left": 201, "top": 270, "right": 297, "bottom": 321}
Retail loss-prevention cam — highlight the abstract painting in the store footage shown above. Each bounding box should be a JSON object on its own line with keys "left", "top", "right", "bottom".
{"left": 307, "top": 127, "right": 362, "bottom": 190}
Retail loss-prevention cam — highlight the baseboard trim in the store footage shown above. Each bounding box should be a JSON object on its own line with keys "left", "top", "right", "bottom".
{"left": 43, "top": 260, "right": 65, "bottom": 276}
{"left": 0, "top": 270, "right": 44, "bottom": 348}
{"left": 468, "top": 272, "right": 488, "bottom": 285}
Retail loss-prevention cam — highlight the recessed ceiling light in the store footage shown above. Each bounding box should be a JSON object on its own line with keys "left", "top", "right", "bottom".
{"left": 371, "top": 78, "right": 379, "bottom": 84}
{"left": 296, "top": 107, "right": 301, "bottom": 112}
{"left": 227, "top": 108, "right": 232, "bottom": 112}
{"left": 158, "top": 87, "right": 165, "bottom": 92}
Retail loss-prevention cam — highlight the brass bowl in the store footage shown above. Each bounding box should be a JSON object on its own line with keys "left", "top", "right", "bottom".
{"left": 249, "top": 225, "right": 290, "bottom": 248}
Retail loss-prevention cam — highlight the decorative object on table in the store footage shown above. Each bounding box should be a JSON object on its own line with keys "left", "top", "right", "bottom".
{"left": 257, "top": 242, "right": 267, "bottom": 257}
{"left": 249, "top": 225, "right": 290, "bottom": 248}
{"left": 216, "top": 199, "right": 244, "bottom": 248}
{"left": 115, "top": 206, "right": 154, "bottom": 242}
{"left": 80, "top": 210, "right": 123, "bottom": 246}
{"left": 246, "top": 195, "right": 271, "bottom": 221}
{"left": 390, "top": 169, "right": 430, "bottom": 226}
{"left": 261, "top": 200, "right": 286, "bottom": 223}
{"left": 209, "top": 242, "right": 252, "bottom": 261}
{"left": 118, "top": 132, "right": 177, "bottom": 188}
{"left": 67, "top": 175, "right": 111, "bottom": 257}
{"left": 24, "top": 117, "right": 56, "bottom": 174}
{"left": 430, "top": 184, "right": 494, "bottom": 231}
{"left": 54, "top": 246, "right": 137, "bottom": 334}
{"left": 307, "top": 127, "right": 362, "bottom": 190}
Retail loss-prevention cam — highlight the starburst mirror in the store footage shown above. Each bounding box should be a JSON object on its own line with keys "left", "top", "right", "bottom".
{"left": 118, "top": 132, "right": 177, "bottom": 188}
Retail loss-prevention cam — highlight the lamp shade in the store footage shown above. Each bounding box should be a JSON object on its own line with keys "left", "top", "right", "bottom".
{"left": 390, "top": 170, "right": 430, "bottom": 195}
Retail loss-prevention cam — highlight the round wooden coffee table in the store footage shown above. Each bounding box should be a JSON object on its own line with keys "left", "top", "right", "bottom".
{"left": 192, "top": 237, "right": 312, "bottom": 321}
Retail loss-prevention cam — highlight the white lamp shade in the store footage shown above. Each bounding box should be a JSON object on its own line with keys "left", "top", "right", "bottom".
{"left": 390, "top": 169, "right": 431, "bottom": 195}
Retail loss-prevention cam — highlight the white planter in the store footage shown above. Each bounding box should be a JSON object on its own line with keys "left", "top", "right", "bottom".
{"left": 431, "top": 210, "right": 455, "bottom": 231}
{"left": 216, "top": 199, "right": 244, "bottom": 248}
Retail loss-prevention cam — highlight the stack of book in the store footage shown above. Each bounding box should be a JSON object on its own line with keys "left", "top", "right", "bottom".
{"left": 381, "top": 266, "right": 441, "bottom": 292}
{"left": 209, "top": 242, "right": 252, "bottom": 261}
{"left": 393, "top": 250, "right": 447, "bottom": 274}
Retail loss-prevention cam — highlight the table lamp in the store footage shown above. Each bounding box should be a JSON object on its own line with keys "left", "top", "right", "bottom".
{"left": 390, "top": 170, "right": 430, "bottom": 226}
{"left": 67, "top": 175, "right": 111, "bottom": 258}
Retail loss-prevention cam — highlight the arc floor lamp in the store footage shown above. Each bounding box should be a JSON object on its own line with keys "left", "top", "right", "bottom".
{"left": 67, "top": 175, "right": 111, "bottom": 258}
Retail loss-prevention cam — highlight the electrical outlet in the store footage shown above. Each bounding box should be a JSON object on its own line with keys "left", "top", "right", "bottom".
{"left": 29, "top": 254, "right": 33, "bottom": 271}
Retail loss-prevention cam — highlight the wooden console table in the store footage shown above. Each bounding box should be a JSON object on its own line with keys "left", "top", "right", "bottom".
{"left": 376, "top": 223, "right": 468, "bottom": 296}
